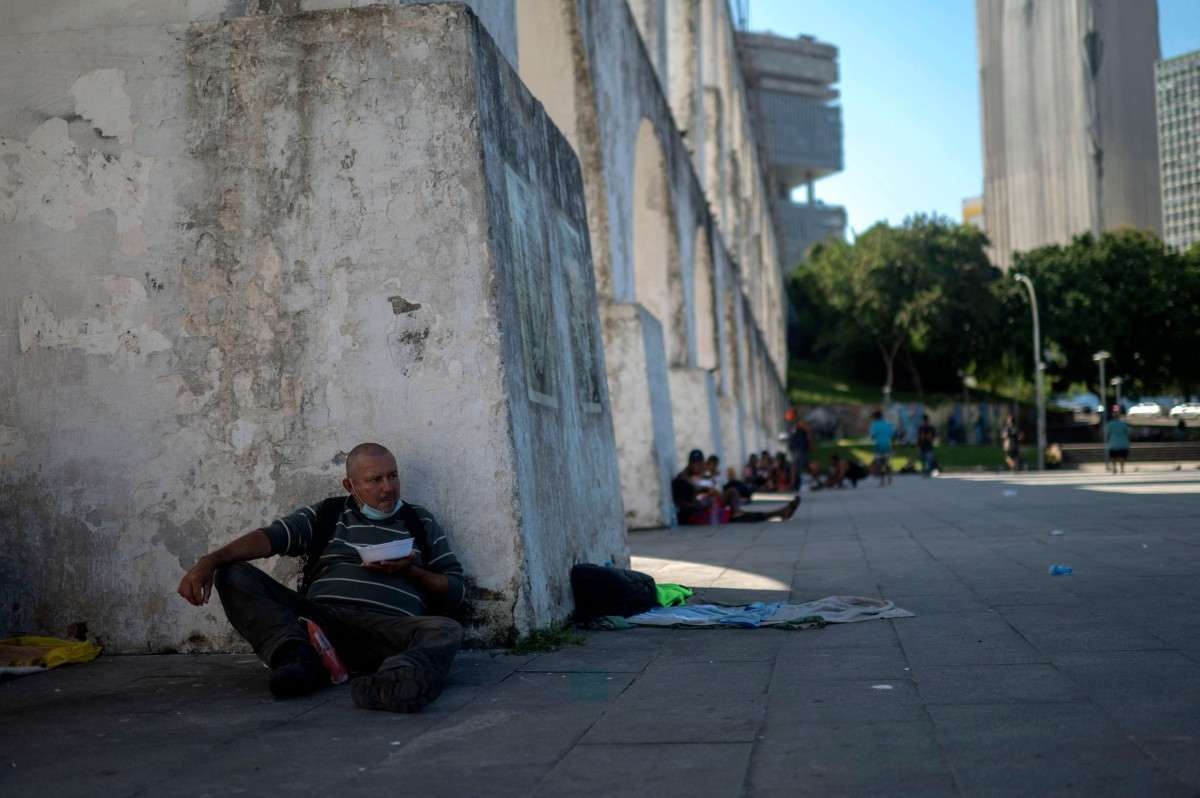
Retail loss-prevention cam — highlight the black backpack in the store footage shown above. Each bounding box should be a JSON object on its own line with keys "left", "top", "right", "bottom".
{"left": 297, "top": 496, "right": 429, "bottom": 595}
{"left": 570, "top": 563, "right": 658, "bottom": 621}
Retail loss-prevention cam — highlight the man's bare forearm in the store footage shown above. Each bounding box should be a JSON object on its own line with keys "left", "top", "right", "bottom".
{"left": 407, "top": 566, "right": 449, "bottom": 596}
{"left": 200, "top": 529, "right": 273, "bottom": 568}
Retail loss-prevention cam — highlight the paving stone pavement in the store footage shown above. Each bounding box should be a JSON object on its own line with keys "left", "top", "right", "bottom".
{"left": 3, "top": 469, "right": 1200, "bottom": 797}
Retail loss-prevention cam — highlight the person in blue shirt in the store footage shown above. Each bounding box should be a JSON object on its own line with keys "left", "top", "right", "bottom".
{"left": 868, "top": 410, "right": 895, "bottom": 486}
{"left": 1106, "top": 407, "right": 1131, "bottom": 474}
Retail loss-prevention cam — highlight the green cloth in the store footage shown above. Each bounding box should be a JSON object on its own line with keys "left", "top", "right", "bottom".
{"left": 656, "top": 583, "right": 694, "bottom": 607}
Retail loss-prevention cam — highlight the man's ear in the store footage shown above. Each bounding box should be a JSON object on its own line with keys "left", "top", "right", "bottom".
{"left": 342, "top": 477, "right": 354, "bottom": 496}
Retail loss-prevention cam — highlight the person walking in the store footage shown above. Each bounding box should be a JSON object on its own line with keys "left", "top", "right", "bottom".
{"left": 1106, "top": 406, "right": 1131, "bottom": 474}
{"left": 917, "top": 414, "right": 937, "bottom": 476}
{"left": 1001, "top": 414, "right": 1023, "bottom": 471}
{"left": 868, "top": 410, "right": 894, "bottom": 486}
{"left": 788, "top": 416, "right": 812, "bottom": 491}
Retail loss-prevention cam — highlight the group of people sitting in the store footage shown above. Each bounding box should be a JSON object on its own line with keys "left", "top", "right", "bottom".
{"left": 743, "top": 451, "right": 798, "bottom": 492}
{"left": 672, "top": 449, "right": 800, "bottom": 526}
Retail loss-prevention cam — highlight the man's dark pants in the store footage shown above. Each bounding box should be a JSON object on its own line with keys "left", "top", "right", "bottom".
{"left": 214, "top": 563, "right": 462, "bottom": 690}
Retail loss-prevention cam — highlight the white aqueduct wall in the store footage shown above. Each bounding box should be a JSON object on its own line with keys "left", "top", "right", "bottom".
{"left": 0, "top": 0, "right": 789, "bottom": 649}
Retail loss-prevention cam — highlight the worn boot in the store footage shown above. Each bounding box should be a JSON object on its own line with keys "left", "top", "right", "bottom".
{"left": 351, "top": 656, "right": 444, "bottom": 713}
{"left": 268, "top": 642, "right": 329, "bottom": 699}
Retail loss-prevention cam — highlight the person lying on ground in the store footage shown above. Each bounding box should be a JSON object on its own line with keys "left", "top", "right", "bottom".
{"left": 673, "top": 449, "right": 799, "bottom": 525}
{"left": 177, "top": 442, "right": 465, "bottom": 713}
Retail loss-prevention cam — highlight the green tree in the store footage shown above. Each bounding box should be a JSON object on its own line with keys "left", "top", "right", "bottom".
{"left": 789, "top": 215, "right": 1004, "bottom": 397}
{"left": 1009, "top": 229, "right": 1200, "bottom": 398}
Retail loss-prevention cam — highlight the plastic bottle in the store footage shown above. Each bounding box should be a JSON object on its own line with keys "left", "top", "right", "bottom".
{"left": 1047, "top": 564, "right": 1073, "bottom": 576}
{"left": 302, "top": 617, "right": 349, "bottom": 684}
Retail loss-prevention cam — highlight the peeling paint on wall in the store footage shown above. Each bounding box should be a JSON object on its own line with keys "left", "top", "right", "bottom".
{"left": 18, "top": 277, "right": 171, "bottom": 360}
{"left": 0, "top": 116, "right": 151, "bottom": 254}
{"left": 70, "top": 68, "right": 136, "bottom": 144}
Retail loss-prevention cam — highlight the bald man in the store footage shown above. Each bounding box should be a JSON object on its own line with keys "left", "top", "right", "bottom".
{"left": 177, "top": 443, "right": 465, "bottom": 713}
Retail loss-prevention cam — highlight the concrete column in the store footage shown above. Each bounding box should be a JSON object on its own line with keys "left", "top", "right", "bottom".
{"left": 0, "top": 4, "right": 626, "bottom": 648}
{"left": 668, "top": 366, "right": 722, "bottom": 467}
{"left": 719, "top": 394, "right": 747, "bottom": 476}
{"left": 601, "top": 302, "right": 677, "bottom": 529}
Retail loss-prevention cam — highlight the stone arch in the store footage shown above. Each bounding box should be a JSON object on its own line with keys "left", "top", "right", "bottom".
{"left": 627, "top": 0, "right": 667, "bottom": 85}
{"left": 632, "top": 117, "right": 686, "bottom": 366}
{"left": 515, "top": 0, "right": 579, "bottom": 152}
{"left": 692, "top": 226, "right": 718, "bottom": 370}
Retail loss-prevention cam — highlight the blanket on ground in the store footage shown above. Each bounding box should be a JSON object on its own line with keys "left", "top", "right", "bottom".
{"left": 622, "top": 596, "right": 914, "bottom": 629}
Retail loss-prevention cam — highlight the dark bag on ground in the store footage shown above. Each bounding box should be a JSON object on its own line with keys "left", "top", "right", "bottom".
{"left": 570, "top": 564, "right": 658, "bottom": 621}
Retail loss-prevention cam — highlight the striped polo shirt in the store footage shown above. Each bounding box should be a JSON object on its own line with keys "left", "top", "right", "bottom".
{"left": 263, "top": 500, "right": 465, "bottom": 617}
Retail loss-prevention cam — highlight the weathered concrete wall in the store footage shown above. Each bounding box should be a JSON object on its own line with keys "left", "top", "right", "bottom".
{"left": 0, "top": 0, "right": 517, "bottom": 67}
{"left": 668, "top": 367, "right": 721, "bottom": 467}
{"left": 601, "top": 302, "right": 676, "bottom": 529}
{"left": 469, "top": 14, "right": 628, "bottom": 625}
{"left": 0, "top": 4, "right": 623, "bottom": 649}
{"left": 506, "top": 1, "right": 788, "bottom": 525}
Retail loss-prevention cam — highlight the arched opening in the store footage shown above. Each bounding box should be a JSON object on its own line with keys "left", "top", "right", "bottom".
{"left": 515, "top": 0, "right": 578, "bottom": 152}
{"left": 692, "top": 226, "right": 718, "bottom": 370}
{"left": 632, "top": 117, "right": 686, "bottom": 366}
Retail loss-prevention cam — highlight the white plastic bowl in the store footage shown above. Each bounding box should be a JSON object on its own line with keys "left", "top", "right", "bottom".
{"left": 350, "top": 538, "right": 414, "bottom": 563}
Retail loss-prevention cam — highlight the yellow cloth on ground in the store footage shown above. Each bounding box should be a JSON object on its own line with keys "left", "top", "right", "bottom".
{"left": 0, "top": 636, "right": 102, "bottom": 671}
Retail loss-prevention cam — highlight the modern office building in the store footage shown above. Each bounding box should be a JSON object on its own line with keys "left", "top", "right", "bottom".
{"left": 1157, "top": 49, "right": 1200, "bottom": 252}
{"left": 976, "top": 0, "right": 1162, "bottom": 268}
{"left": 737, "top": 30, "right": 846, "bottom": 268}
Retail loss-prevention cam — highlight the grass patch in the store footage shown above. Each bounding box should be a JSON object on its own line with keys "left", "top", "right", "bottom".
{"left": 788, "top": 361, "right": 918, "bottom": 405}
{"left": 788, "top": 359, "right": 1022, "bottom": 407}
{"left": 814, "top": 440, "right": 1037, "bottom": 471}
{"left": 507, "top": 624, "right": 586, "bottom": 655}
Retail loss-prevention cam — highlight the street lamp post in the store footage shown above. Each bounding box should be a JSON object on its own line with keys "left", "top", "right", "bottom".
{"left": 1111, "top": 376, "right": 1123, "bottom": 411}
{"left": 1094, "top": 351, "right": 1111, "bottom": 471}
{"left": 1013, "top": 274, "right": 1046, "bottom": 471}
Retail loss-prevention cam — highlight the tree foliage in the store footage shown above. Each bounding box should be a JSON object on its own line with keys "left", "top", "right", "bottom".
{"left": 788, "top": 222, "right": 1200, "bottom": 401}
{"left": 1006, "top": 229, "right": 1200, "bottom": 396}
{"left": 788, "top": 215, "right": 1004, "bottom": 396}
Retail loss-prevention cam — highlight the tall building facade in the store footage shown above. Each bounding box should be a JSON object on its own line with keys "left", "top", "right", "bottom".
{"left": 1157, "top": 49, "right": 1200, "bottom": 251}
{"left": 736, "top": 31, "right": 846, "bottom": 268}
{"left": 962, "top": 195, "right": 986, "bottom": 232}
{"left": 976, "top": 0, "right": 1162, "bottom": 268}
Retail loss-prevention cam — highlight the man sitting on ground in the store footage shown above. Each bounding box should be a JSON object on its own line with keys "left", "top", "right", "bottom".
{"left": 177, "top": 442, "right": 465, "bottom": 713}
{"left": 673, "top": 449, "right": 799, "bottom": 525}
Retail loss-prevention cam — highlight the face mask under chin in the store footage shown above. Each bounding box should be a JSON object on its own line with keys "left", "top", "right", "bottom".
{"left": 354, "top": 493, "right": 401, "bottom": 521}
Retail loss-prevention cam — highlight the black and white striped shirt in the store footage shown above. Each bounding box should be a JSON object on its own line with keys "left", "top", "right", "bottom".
{"left": 263, "top": 501, "right": 465, "bottom": 617}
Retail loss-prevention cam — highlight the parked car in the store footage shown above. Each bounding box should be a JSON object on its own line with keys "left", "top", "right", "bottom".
{"left": 1053, "top": 393, "right": 1102, "bottom": 414}
{"left": 1127, "top": 401, "right": 1165, "bottom": 418}
{"left": 1169, "top": 403, "right": 1200, "bottom": 419}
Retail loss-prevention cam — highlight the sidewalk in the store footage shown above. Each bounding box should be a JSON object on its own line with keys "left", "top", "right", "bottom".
{"left": 4, "top": 471, "right": 1200, "bottom": 796}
